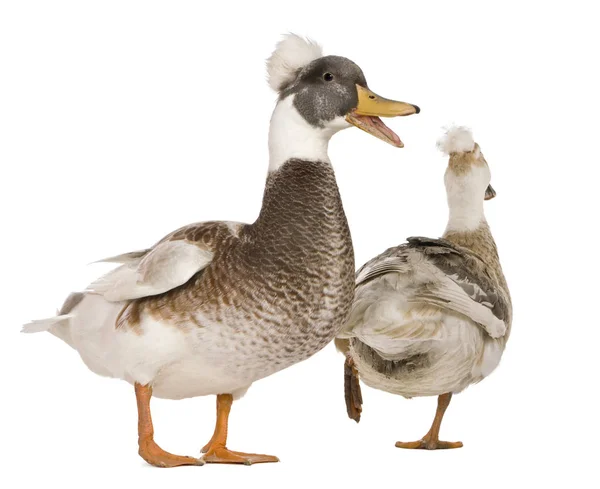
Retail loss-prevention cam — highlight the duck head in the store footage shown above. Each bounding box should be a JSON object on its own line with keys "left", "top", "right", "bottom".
{"left": 267, "top": 34, "right": 419, "bottom": 171}
{"left": 438, "top": 126, "right": 496, "bottom": 232}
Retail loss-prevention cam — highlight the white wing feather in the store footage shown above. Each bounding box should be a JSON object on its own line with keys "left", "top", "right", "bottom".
{"left": 413, "top": 275, "right": 506, "bottom": 338}
{"left": 342, "top": 247, "right": 506, "bottom": 358}
{"left": 91, "top": 250, "right": 150, "bottom": 264}
{"left": 87, "top": 241, "right": 214, "bottom": 302}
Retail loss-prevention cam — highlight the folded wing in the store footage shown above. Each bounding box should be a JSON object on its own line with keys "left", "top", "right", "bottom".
{"left": 341, "top": 237, "right": 508, "bottom": 355}
{"left": 88, "top": 240, "right": 214, "bottom": 302}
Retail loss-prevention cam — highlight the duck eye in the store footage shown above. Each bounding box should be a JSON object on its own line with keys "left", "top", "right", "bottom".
{"left": 323, "top": 72, "right": 334, "bottom": 82}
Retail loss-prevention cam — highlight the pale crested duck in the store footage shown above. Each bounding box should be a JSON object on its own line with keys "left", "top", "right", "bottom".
{"left": 23, "top": 34, "right": 419, "bottom": 466}
{"left": 337, "top": 127, "right": 511, "bottom": 449}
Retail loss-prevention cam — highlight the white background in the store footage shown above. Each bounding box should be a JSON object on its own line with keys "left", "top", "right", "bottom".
{"left": 1, "top": 1, "right": 598, "bottom": 487}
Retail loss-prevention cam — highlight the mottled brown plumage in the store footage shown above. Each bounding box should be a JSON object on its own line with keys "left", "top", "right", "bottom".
{"left": 115, "top": 159, "right": 355, "bottom": 383}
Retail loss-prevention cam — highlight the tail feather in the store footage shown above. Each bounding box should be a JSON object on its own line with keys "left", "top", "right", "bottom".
{"left": 21, "top": 314, "right": 74, "bottom": 334}
{"left": 344, "top": 355, "right": 363, "bottom": 423}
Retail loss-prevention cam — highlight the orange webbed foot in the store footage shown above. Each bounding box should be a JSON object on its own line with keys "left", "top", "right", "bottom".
{"left": 139, "top": 437, "right": 204, "bottom": 467}
{"left": 395, "top": 437, "right": 463, "bottom": 450}
{"left": 201, "top": 444, "right": 279, "bottom": 465}
{"left": 395, "top": 393, "right": 462, "bottom": 450}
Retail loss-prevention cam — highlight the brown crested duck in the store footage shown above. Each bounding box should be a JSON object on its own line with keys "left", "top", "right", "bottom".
{"left": 23, "top": 34, "right": 419, "bottom": 466}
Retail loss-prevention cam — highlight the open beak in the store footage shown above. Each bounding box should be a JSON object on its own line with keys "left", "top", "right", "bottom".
{"left": 485, "top": 184, "right": 497, "bottom": 200}
{"left": 345, "top": 85, "right": 420, "bottom": 148}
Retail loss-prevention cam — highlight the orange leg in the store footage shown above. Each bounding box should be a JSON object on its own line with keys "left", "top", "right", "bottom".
{"left": 395, "top": 393, "right": 463, "bottom": 450}
{"left": 201, "top": 394, "right": 279, "bottom": 465}
{"left": 135, "top": 383, "right": 204, "bottom": 467}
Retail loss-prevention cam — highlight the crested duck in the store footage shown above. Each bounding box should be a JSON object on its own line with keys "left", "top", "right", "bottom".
{"left": 23, "top": 34, "right": 419, "bottom": 466}
{"left": 337, "top": 127, "right": 511, "bottom": 449}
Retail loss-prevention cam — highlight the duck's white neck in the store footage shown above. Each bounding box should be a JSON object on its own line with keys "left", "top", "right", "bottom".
{"left": 268, "top": 95, "right": 336, "bottom": 172}
{"left": 445, "top": 196, "right": 485, "bottom": 233}
{"left": 443, "top": 171, "right": 487, "bottom": 234}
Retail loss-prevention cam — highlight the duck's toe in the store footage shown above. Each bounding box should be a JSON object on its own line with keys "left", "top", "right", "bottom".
{"left": 139, "top": 438, "right": 204, "bottom": 467}
{"left": 395, "top": 438, "right": 463, "bottom": 450}
{"left": 202, "top": 446, "right": 279, "bottom": 465}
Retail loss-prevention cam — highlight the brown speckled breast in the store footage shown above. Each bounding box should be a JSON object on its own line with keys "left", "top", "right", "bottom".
{"left": 121, "top": 159, "right": 355, "bottom": 383}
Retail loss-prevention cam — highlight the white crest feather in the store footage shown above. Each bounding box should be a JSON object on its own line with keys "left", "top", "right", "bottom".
{"left": 437, "top": 126, "right": 475, "bottom": 155}
{"left": 266, "top": 33, "right": 323, "bottom": 92}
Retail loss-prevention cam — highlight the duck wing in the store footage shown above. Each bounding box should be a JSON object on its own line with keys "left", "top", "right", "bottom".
{"left": 341, "top": 237, "right": 507, "bottom": 350}
{"left": 88, "top": 221, "right": 244, "bottom": 302}
{"left": 403, "top": 237, "right": 508, "bottom": 338}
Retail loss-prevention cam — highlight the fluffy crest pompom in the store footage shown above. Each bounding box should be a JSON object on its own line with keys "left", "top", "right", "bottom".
{"left": 437, "top": 126, "right": 475, "bottom": 155}
{"left": 266, "top": 33, "right": 323, "bottom": 93}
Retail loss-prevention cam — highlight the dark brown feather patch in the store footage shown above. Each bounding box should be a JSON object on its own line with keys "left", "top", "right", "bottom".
{"left": 344, "top": 355, "right": 363, "bottom": 423}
